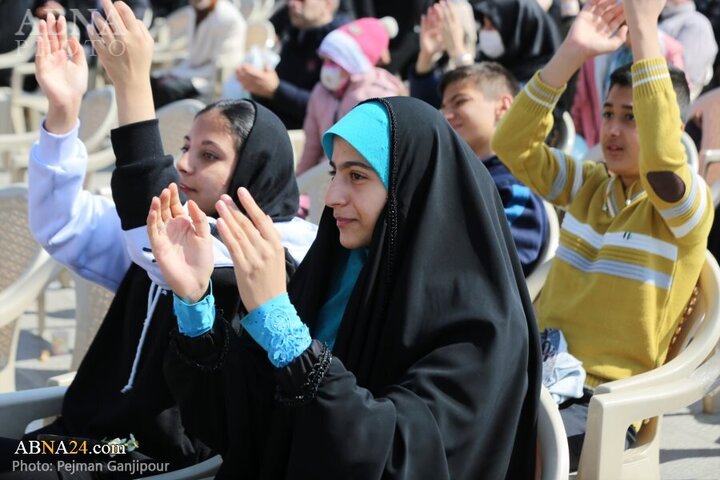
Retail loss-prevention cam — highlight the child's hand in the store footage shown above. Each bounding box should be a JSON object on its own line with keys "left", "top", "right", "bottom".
{"left": 35, "top": 13, "right": 88, "bottom": 134}
{"left": 87, "top": 0, "right": 154, "bottom": 91}
{"left": 623, "top": 0, "right": 667, "bottom": 31}
{"left": 215, "top": 188, "right": 286, "bottom": 312}
{"left": 437, "top": 1, "right": 468, "bottom": 60}
{"left": 147, "top": 183, "right": 214, "bottom": 303}
{"left": 564, "top": 0, "right": 628, "bottom": 60}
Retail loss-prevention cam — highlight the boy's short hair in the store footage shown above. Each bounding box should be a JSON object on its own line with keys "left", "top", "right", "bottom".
{"left": 608, "top": 62, "right": 691, "bottom": 123}
{"left": 439, "top": 62, "right": 520, "bottom": 101}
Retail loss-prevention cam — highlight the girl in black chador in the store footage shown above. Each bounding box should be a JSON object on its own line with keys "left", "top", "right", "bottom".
{"left": 151, "top": 93, "right": 542, "bottom": 479}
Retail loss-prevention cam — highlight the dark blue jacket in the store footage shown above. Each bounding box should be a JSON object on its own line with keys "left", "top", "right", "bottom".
{"left": 483, "top": 154, "right": 549, "bottom": 275}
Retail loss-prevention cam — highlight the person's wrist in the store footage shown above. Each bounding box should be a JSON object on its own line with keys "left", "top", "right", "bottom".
{"left": 46, "top": 102, "right": 81, "bottom": 135}
{"left": 179, "top": 281, "right": 211, "bottom": 304}
{"left": 449, "top": 52, "right": 474, "bottom": 69}
{"left": 415, "top": 51, "right": 436, "bottom": 74}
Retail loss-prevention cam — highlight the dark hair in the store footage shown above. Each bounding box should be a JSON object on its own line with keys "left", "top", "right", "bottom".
{"left": 196, "top": 99, "right": 256, "bottom": 155}
{"left": 608, "top": 62, "right": 691, "bottom": 123}
{"left": 439, "top": 62, "right": 520, "bottom": 100}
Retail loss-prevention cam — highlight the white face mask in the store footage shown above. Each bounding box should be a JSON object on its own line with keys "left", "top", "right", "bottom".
{"left": 479, "top": 30, "right": 505, "bottom": 59}
{"left": 320, "top": 65, "right": 348, "bottom": 92}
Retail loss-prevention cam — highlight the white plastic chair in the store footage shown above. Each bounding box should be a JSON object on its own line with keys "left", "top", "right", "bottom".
{"left": 156, "top": 98, "right": 206, "bottom": 160}
{"left": 3, "top": 85, "right": 118, "bottom": 183}
{"left": 0, "top": 185, "right": 63, "bottom": 392}
{"left": 287, "top": 128, "right": 306, "bottom": 168}
{"left": 296, "top": 160, "right": 330, "bottom": 225}
{"left": 0, "top": 385, "right": 223, "bottom": 477}
{"left": 526, "top": 200, "right": 560, "bottom": 299}
{"left": 681, "top": 130, "right": 699, "bottom": 174}
{"left": 151, "top": 6, "right": 192, "bottom": 70}
{"left": 538, "top": 385, "right": 570, "bottom": 480}
{"left": 577, "top": 251, "right": 720, "bottom": 479}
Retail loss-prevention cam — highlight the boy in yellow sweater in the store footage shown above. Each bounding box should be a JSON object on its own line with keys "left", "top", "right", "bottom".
{"left": 492, "top": 0, "right": 713, "bottom": 469}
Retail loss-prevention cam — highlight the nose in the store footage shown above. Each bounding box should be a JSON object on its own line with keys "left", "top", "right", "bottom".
{"left": 175, "top": 152, "right": 193, "bottom": 175}
{"left": 441, "top": 108, "right": 453, "bottom": 121}
{"left": 324, "top": 177, "right": 346, "bottom": 209}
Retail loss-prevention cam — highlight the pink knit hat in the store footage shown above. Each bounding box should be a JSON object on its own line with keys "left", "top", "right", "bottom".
{"left": 318, "top": 17, "right": 397, "bottom": 76}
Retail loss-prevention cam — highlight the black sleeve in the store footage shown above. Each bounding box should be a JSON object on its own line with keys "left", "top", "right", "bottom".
{"left": 264, "top": 80, "right": 312, "bottom": 129}
{"left": 110, "top": 119, "right": 181, "bottom": 230}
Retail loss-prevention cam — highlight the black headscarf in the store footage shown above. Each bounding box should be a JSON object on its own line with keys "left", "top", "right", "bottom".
{"left": 225, "top": 100, "right": 299, "bottom": 222}
{"left": 285, "top": 96, "right": 541, "bottom": 479}
{"left": 473, "top": 0, "right": 561, "bottom": 83}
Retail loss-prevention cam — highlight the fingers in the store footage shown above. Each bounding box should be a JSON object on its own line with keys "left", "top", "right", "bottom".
{"left": 159, "top": 187, "right": 172, "bottom": 223}
{"left": 235, "top": 187, "right": 279, "bottom": 243}
{"left": 187, "top": 200, "right": 210, "bottom": 238}
{"left": 92, "top": 10, "right": 115, "bottom": 46}
{"left": 36, "top": 20, "right": 48, "bottom": 65}
{"left": 216, "top": 201, "right": 251, "bottom": 269}
{"left": 102, "top": 0, "right": 130, "bottom": 35}
{"left": 168, "top": 183, "right": 184, "bottom": 218}
{"left": 69, "top": 36, "right": 86, "bottom": 66}
{"left": 47, "top": 12, "right": 60, "bottom": 53}
{"left": 147, "top": 196, "right": 162, "bottom": 246}
{"left": 57, "top": 15, "right": 68, "bottom": 52}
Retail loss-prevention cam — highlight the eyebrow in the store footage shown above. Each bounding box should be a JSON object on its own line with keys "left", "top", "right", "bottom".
{"left": 603, "top": 102, "right": 633, "bottom": 110}
{"left": 328, "top": 159, "right": 375, "bottom": 171}
{"left": 183, "top": 136, "right": 222, "bottom": 149}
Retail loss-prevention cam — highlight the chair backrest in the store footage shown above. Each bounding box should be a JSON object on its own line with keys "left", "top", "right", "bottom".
{"left": 681, "top": 131, "right": 699, "bottom": 174}
{"left": 538, "top": 386, "right": 570, "bottom": 480}
{"left": 156, "top": 99, "right": 206, "bottom": 160}
{"left": 296, "top": 161, "right": 331, "bottom": 225}
{"left": 78, "top": 86, "right": 118, "bottom": 154}
{"left": 0, "top": 185, "right": 61, "bottom": 391}
{"left": 0, "top": 20, "right": 39, "bottom": 70}
{"left": 287, "top": 129, "right": 305, "bottom": 168}
{"left": 153, "top": 6, "right": 191, "bottom": 52}
{"left": 71, "top": 272, "right": 115, "bottom": 371}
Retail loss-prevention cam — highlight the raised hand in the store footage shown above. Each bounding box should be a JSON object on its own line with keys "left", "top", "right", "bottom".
{"left": 35, "top": 13, "right": 88, "bottom": 134}
{"left": 147, "top": 183, "right": 214, "bottom": 303}
{"left": 540, "top": 0, "right": 628, "bottom": 88}
{"left": 215, "top": 188, "right": 286, "bottom": 312}
{"left": 87, "top": 0, "right": 155, "bottom": 124}
{"left": 416, "top": 4, "right": 444, "bottom": 74}
{"left": 565, "top": 0, "right": 628, "bottom": 59}
{"left": 437, "top": 1, "right": 469, "bottom": 60}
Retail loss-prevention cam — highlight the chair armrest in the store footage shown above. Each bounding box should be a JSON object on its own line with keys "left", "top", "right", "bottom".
{"left": 579, "top": 375, "right": 707, "bottom": 479}
{"left": 0, "top": 253, "right": 62, "bottom": 330}
{"left": 538, "top": 386, "right": 569, "bottom": 480}
{"left": 0, "top": 386, "right": 67, "bottom": 438}
{"left": 0, "top": 131, "right": 39, "bottom": 152}
{"left": 46, "top": 372, "right": 77, "bottom": 387}
{"left": 526, "top": 260, "right": 552, "bottom": 302}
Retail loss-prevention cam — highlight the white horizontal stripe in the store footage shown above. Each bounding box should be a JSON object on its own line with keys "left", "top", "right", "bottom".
{"left": 604, "top": 232, "right": 678, "bottom": 261}
{"left": 557, "top": 246, "right": 673, "bottom": 290}
{"left": 670, "top": 176, "right": 708, "bottom": 238}
{"left": 527, "top": 81, "right": 557, "bottom": 101}
{"left": 562, "top": 213, "right": 678, "bottom": 260}
{"left": 660, "top": 172, "right": 698, "bottom": 220}
{"left": 548, "top": 148, "right": 567, "bottom": 201}
{"left": 633, "top": 73, "right": 671, "bottom": 87}
{"left": 524, "top": 86, "right": 555, "bottom": 109}
{"left": 570, "top": 155, "right": 584, "bottom": 201}
{"left": 631, "top": 64, "right": 667, "bottom": 79}
{"left": 562, "top": 213, "right": 604, "bottom": 249}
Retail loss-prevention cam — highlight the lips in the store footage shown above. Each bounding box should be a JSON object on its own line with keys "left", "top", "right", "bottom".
{"left": 178, "top": 183, "right": 196, "bottom": 194}
{"left": 335, "top": 217, "right": 354, "bottom": 228}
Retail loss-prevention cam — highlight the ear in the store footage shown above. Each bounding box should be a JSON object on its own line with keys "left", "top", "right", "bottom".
{"left": 495, "top": 94, "right": 514, "bottom": 123}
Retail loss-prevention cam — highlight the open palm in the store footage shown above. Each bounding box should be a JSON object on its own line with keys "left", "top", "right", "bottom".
{"left": 35, "top": 13, "right": 88, "bottom": 107}
{"left": 148, "top": 186, "right": 214, "bottom": 303}
{"left": 567, "top": 0, "right": 629, "bottom": 57}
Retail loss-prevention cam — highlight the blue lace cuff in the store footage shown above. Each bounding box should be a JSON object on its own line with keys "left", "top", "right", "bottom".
{"left": 240, "top": 293, "right": 312, "bottom": 368}
{"left": 173, "top": 283, "right": 215, "bottom": 338}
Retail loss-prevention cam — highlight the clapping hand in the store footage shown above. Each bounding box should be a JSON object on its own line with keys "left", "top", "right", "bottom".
{"left": 215, "top": 188, "right": 286, "bottom": 312}
{"left": 147, "top": 184, "right": 214, "bottom": 303}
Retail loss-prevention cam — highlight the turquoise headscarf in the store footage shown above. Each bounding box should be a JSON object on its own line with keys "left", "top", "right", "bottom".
{"left": 322, "top": 100, "right": 390, "bottom": 188}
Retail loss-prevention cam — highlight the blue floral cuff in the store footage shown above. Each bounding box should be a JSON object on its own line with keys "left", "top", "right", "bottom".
{"left": 240, "top": 293, "right": 312, "bottom": 368}
{"left": 173, "top": 283, "right": 215, "bottom": 338}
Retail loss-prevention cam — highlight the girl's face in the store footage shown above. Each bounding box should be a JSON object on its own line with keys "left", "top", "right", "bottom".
{"left": 325, "top": 137, "right": 387, "bottom": 249}
{"left": 176, "top": 109, "right": 239, "bottom": 215}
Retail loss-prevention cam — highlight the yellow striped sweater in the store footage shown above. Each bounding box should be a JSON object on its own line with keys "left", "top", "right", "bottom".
{"left": 492, "top": 58, "right": 713, "bottom": 387}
